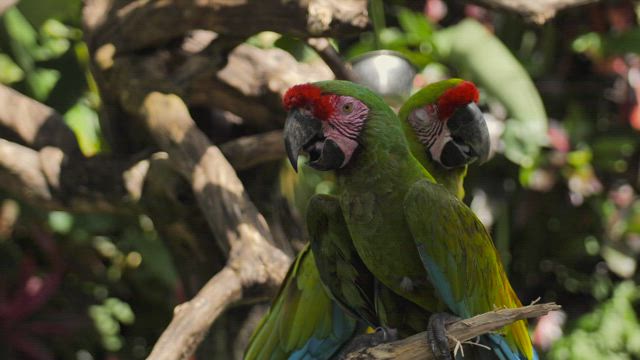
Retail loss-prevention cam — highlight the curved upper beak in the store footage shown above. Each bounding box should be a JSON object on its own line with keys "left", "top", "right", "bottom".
{"left": 441, "top": 102, "right": 490, "bottom": 168}
{"left": 283, "top": 108, "right": 346, "bottom": 172}
{"left": 284, "top": 108, "right": 322, "bottom": 172}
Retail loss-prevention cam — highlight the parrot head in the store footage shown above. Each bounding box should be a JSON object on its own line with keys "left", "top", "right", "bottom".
{"left": 283, "top": 81, "right": 377, "bottom": 171}
{"left": 400, "top": 79, "right": 490, "bottom": 169}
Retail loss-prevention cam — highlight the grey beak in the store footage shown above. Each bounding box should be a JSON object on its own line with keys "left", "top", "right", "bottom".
{"left": 283, "top": 109, "right": 323, "bottom": 172}
{"left": 441, "top": 103, "right": 490, "bottom": 168}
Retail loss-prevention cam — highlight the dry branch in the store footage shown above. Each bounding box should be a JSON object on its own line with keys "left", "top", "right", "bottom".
{"left": 220, "top": 130, "right": 284, "bottom": 171}
{"left": 141, "top": 92, "right": 290, "bottom": 360}
{"left": 149, "top": 267, "right": 243, "bottom": 360}
{"left": 343, "top": 303, "right": 561, "bottom": 360}
{"left": 0, "top": 84, "right": 80, "bottom": 155}
{"left": 83, "top": 0, "right": 368, "bottom": 53}
{"left": 0, "top": 139, "right": 53, "bottom": 203}
{"left": 473, "top": 0, "right": 597, "bottom": 23}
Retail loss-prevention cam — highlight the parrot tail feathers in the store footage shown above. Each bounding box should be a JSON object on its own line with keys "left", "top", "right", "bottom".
{"left": 483, "top": 332, "right": 535, "bottom": 360}
{"left": 289, "top": 303, "right": 358, "bottom": 360}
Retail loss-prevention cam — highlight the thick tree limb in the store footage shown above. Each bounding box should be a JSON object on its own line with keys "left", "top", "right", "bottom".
{"left": 220, "top": 130, "right": 284, "bottom": 170}
{"left": 0, "top": 139, "right": 53, "bottom": 204}
{"left": 0, "top": 84, "right": 80, "bottom": 155}
{"left": 473, "top": 0, "right": 598, "bottom": 23}
{"left": 83, "top": 0, "right": 368, "bottom": 53}
{"left": 148, "top": 267, "right": 243, "bottom": 360}
{"left": 141, "top": 92, "right": 290, "bottom": 360}
{"left": 343, "top": 303, "right": 561, "bottom": 360}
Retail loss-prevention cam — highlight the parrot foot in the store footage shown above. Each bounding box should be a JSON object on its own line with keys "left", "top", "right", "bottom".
{"left": 374, "top": 326, "right": 399, "bottom": 342}
{"left": 335, "top": 326, "right": 398, "bottom": 358}
{"left": 426, "top": 312, "right": 460, "bottom": 360}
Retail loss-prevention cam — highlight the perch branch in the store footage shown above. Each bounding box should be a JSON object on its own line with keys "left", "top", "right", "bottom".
{"left": 343, "top": 303, "right": 561, "bottom": 360}
{"left": 141, "top": 92, "right": 290, "bottom": 360}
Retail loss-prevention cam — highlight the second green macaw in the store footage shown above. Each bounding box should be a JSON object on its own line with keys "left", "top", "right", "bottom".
{"left": 245, "top": 79, "right": 490, "bottom": 360}
{"left": 282, "top": 80, "right": 534, "bottom": 360}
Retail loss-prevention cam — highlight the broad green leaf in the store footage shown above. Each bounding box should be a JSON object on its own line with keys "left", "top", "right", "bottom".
{"left": 397, "top": 7, "right": 433, "bottom": 44}
{"left": 64, "top": 100, "right": 103, "bottom": 156}
{"left": 434, "top": 19, "right": 548, "bottom": 167}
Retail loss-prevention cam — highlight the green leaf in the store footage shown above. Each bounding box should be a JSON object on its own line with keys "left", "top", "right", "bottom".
{"left": 48, "top": 211, "right": 74, "bottom": 234}
{"left": 64, "top": 100, "right": 103, "bottom": 156}
{"left": 0, "top": 53, "right": 23, "bottom": 84}
{"left": 273, "top": 35, "right": 317, "bottom": 62}
{"left": 397, "top": 7, "right": 432, "bottom": 43}
{"left": 434, "top": 19, "right": 548, "bottom": 167}
{"left": 26, "top": 67, "right": 60, "bottom": 100}
{"left": 3, "top": 7, "right": 64, "bottom": 100}
{"left": 573, "top": 29, "right": 640, "bottom": 57}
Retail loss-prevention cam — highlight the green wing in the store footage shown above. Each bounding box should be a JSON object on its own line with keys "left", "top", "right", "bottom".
{"left": 307, "top": 194, "right": 378, "bottom": 327}
{"left": 403, "top": 180, "right": 533, "bottom": 360}
{"left": 244, "top": 244, "right": 357, "bottom": 360}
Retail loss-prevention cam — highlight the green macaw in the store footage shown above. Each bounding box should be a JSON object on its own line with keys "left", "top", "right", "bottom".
{"left": 244, "top": 79, "right": 490, "bottom": 360}
{"left": 282, "top": 80, "right": 534, "bottom": 360}
{"left": 308, "top": 79, "right": 491, "bottom": 338}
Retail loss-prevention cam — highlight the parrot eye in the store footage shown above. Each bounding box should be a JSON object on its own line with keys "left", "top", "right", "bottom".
{"left": 341, "top": 102, "right": 354, "bottom": 114}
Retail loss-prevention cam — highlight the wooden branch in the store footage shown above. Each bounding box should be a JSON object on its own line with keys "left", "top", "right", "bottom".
{"left": 0, "top": 0, "right": 18, "bottom": 15}
{"left": 83, "top": 0, "right": 368, "bottom": 53}
{"left": 141, "top": 92, "right": 290, "bottom": 360}
{"left": 148, "top": 267, "right": 243, "bottom": 360}
{"left": 473, "top": 0, "right": 598, "bottom": 23}
{"left": 0, "top": 84, "right": 80, "bottom": 155}
{"left": 188, "top": 44, "right": 334, "bottom": 130}
{"left": 219, "top": 130, "right": 284, "bottom": 171}
{"left": 307, "top": 38, "right": 357, "bottom": 81}
{"left": 343, "top": 303, "right": 561, "bottom": 360}
{"left": 0, "top": 139, "right": 53, "bottom": 204}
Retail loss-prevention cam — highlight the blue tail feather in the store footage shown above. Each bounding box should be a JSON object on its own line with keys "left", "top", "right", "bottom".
{"left": 289, "top": 303, "right": 357, "bottom": 360}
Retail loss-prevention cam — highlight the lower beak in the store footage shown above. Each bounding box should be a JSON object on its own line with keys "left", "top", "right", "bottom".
{"left": 442, "top": 102, "right": 490, "bottom": 167}
{"left": 283, "top": 109, "right": 322, "bottom": 172}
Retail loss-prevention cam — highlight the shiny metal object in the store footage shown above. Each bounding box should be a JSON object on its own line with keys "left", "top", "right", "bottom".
{"left": 349, "top": 50, "right": 417, "bottom": 107}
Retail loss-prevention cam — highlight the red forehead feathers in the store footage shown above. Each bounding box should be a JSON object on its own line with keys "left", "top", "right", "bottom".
{"left": 283, "top": 83, "right": 321, "bottom": 110}
{"left": 283, "top": 83, "right": 334, "bottom": 120}
{"left": 437, "top": 81, "right": 480, "bottom": 120}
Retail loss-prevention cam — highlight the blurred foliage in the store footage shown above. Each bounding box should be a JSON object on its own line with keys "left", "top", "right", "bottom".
{"left": 0, "top": 1, "right": 173, "bottom": 359}
{"left": 550, "top": 281, "right": 640, "bottom": 359}
{"left": 3, "top": 0, "right": 640, "bottom": 359}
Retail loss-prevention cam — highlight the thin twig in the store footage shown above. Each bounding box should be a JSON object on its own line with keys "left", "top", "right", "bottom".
{"left": 307, "top": 38, "right": 357, "bottom": 81}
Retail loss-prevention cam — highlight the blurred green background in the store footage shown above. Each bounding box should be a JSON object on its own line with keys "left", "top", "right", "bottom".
{"left": 3, "top": 0, "right": 640, "bottom": 359}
